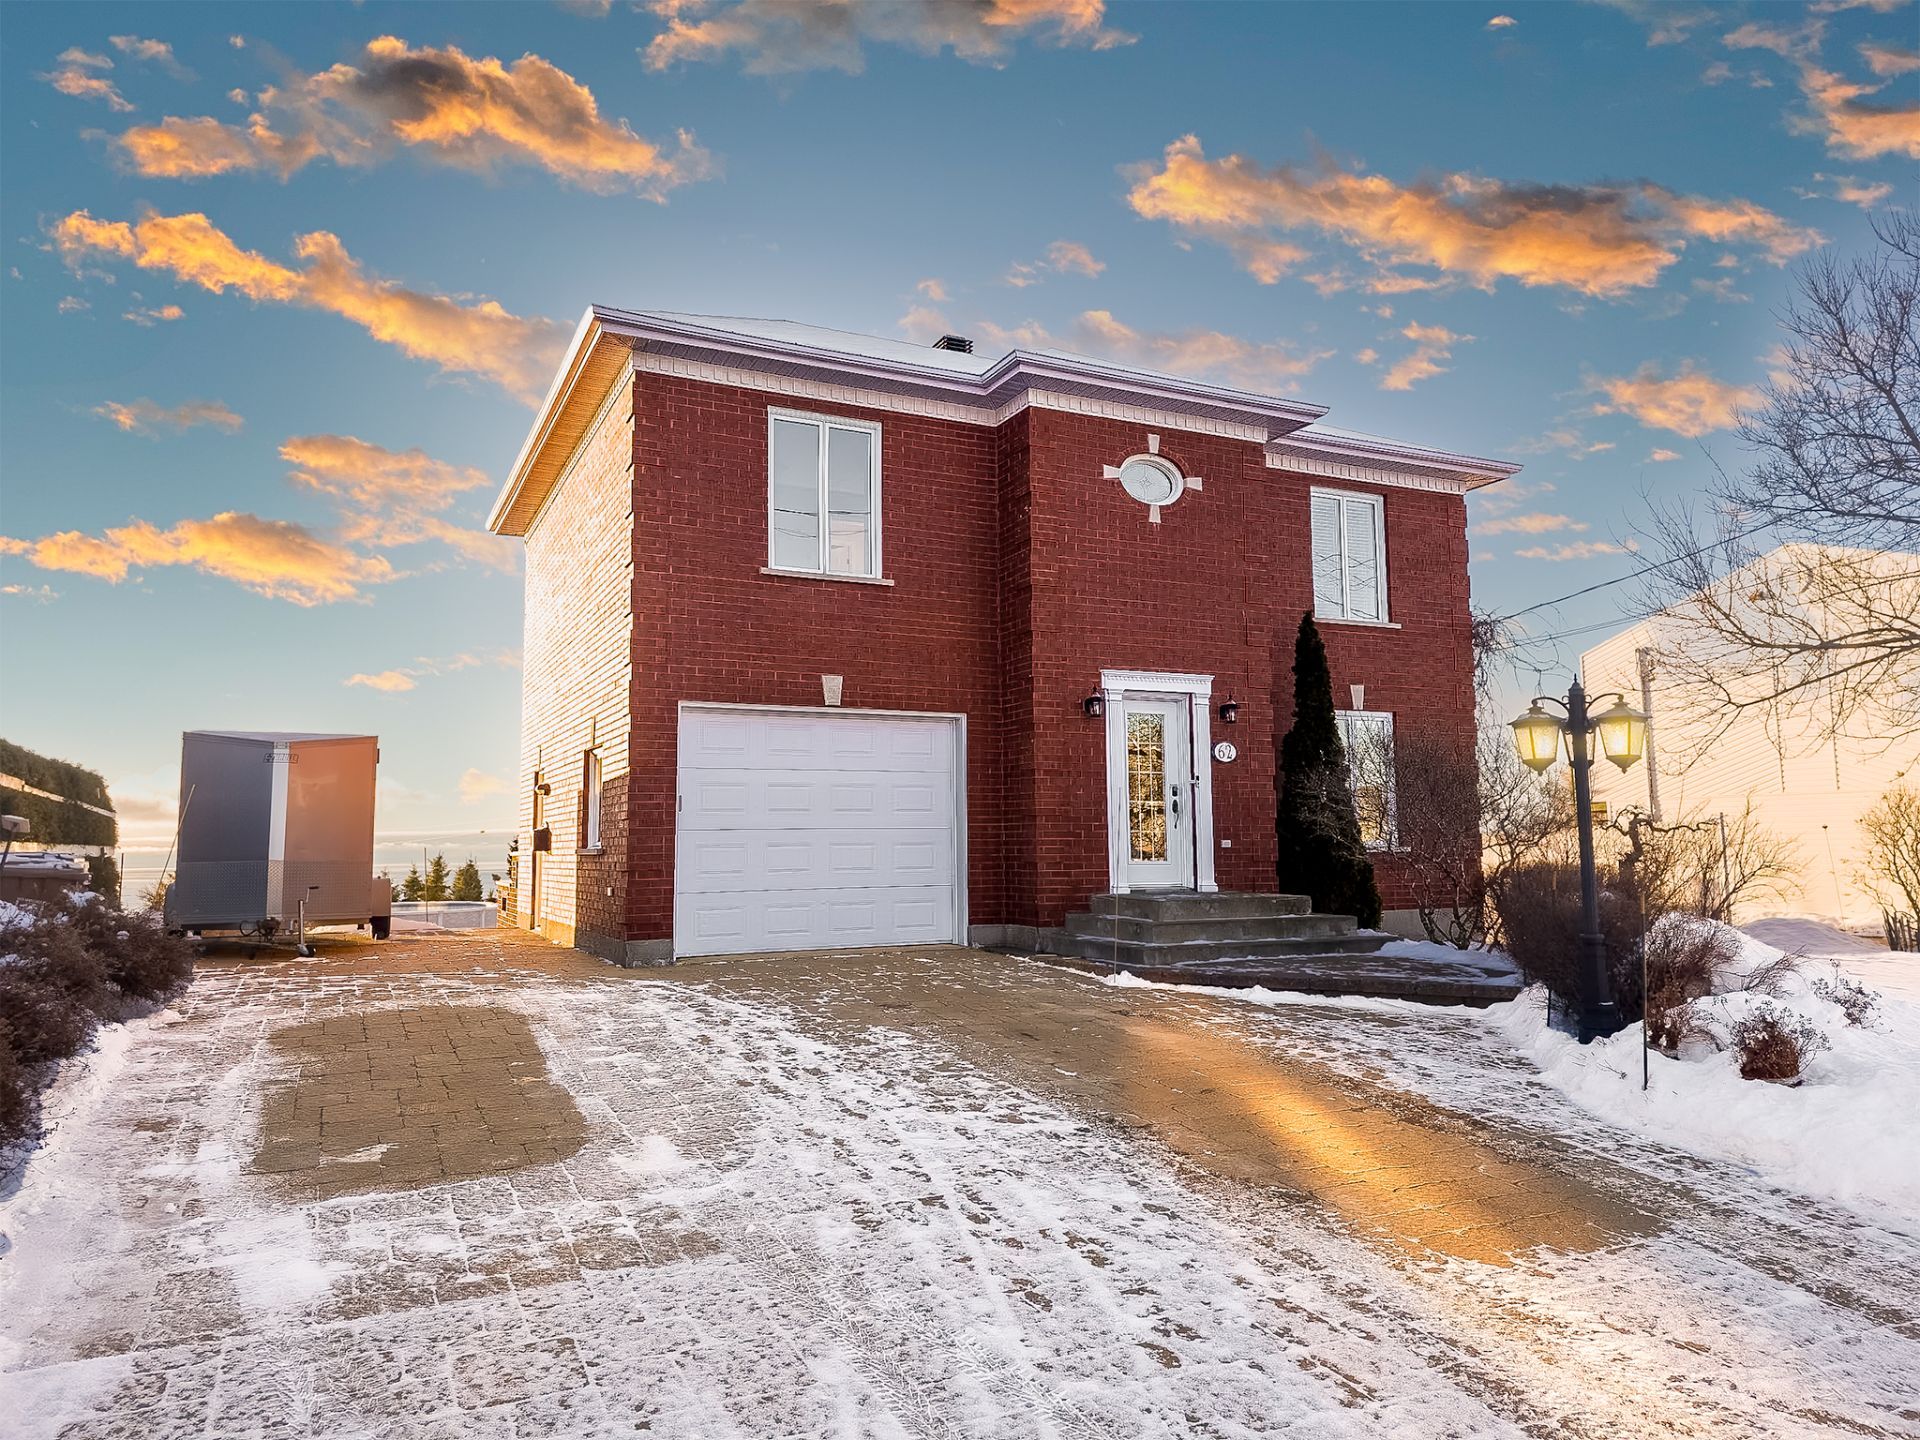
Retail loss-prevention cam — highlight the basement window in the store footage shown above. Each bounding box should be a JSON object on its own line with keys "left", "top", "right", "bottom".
{"left": 768, "top": 410, "right": 882, "bottom": 579}
{"left": 1336, "top": 710, "right": 1396, "bottom": 850}
{"left": 1311, "top": 488, "right": 1388, "bottom": 623}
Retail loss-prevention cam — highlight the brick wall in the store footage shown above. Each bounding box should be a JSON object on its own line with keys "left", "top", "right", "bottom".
{"left": 1017, "top": 411, "right": 1286, "bottom": 927}
{"left": 628, "top": 374, "right": 1005, "bottom": 944}
{"left": 516, "top": 371, "right": 636, "bottom": 956}
{"left": 542, "top": 368, "right": 1479, "bottom": 948}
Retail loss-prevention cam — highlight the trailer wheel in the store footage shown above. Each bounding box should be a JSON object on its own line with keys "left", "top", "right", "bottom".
{"left": 371, "top": 916, "right": 391, "bottom": 941}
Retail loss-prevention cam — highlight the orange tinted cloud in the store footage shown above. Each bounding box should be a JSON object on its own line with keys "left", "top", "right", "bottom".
{"left": 1380, "top": 320, "right": 1470, "bottom": 391}
{"left": 0, "top": 513, "right": 395, "bottom": 605}
{"left": 346, "top": 670, "right": 417, "bottom": 692}
{"left": 1478, "top": 512, "right": 1588, "bottom": 535}
{"left": 345, "top": 650, "right": 517, "bottom": 696}
{"left": 109, "top": 34, "right": 191, "bottom": 77}
{"left": 1859, "top": 40, "right": 1920, "bottom": 77}
{"left": 42, "top": 48, "right": 133, "bottom": 111}
{"left": 1793, "top": 65, "right": 1920, "bottom": 158}
{"left": 1126, "top": 135, "right": 1822, "bottom": 296}
{"left": 643, "top": 0, "right": 1130, "bottom": 72}
{"left": 1005, "top": 239, "right": 1106, "bottom": 286}
{"left": 458, "top": 768, "right": 508, "bottom": 804}
{"left": 52, "top": 208, "right": 565, "bottom": 401}
{"left": 1589, "top": 361, "right": 1761, "bottom": 437}
{"left": 115, "top": 36, "right": 711, "bottom": 197}
{"left": 280, "top": 433, "right": 512, "bottom": 569}
{"left": 1516, "top": 540, "right": 1639, "bottom": 561}
{"left": 92, "top": 398, "right": 243, "bottom": 435}
{"left": 123, "top": 303, "right": 186, "bottom": 326}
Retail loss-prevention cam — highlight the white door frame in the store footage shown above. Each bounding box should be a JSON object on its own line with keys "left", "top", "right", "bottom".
{"left": 1100, "top": 669, "right": 1216, "bottom": 895}
{"left": 672, "top": 701, "right": 969, "bottom": 957}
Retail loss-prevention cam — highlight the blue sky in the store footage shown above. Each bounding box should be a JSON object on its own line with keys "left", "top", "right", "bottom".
{"left": 2, "top": 0, "right": 1914, "bottom": 853}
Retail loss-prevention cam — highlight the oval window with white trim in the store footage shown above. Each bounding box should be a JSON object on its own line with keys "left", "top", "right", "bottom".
{"left": 1116, "top": 454, "right": 1184, "bottom": 507}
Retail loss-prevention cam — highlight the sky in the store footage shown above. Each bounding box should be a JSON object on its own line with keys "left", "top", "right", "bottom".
{"left": 1, "top": 0, "right": 1915, "bottom": 861}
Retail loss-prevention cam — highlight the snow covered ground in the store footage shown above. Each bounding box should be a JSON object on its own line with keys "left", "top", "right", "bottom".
{"left": 2, "top": 934, "right": 1917, "bottom": 1437}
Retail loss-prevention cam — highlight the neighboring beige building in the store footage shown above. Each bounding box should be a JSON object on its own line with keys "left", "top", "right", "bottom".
{"left": 1581, "top": 546, "right": 1918, "bottom": 927}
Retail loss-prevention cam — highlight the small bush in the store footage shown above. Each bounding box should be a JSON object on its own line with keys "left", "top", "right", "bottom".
{"left": 0, "top": 971, "right": 98, "bottom": 1066}
{"left": 1492, "top": 862, "right": 1639, "bottom": 1019}
{"left": 1643, "top": 921, "right": 1738, "bottom": 1052}
{"left": 56, "top": 894, "right": 195, "bottom": 1002}
{"left": 1729, "top": 1004, "right": 1829, "bottom": 1082}
{"left": 0, "top": 1020, "right": 30, "bottom": 1148}
{"left": 1811, "top": 975, "right": 1880, "bottom": 1027}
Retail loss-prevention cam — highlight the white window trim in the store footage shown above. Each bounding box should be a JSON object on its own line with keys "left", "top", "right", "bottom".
{"left": 1311, "top": 486, "right": 1389, "bottom": 624}
{"left": 580, "top": 749, "right": 603, "bottom": 853}
{"left": 1336, "top": 709, "right": 1398, "bottom": 852}
{"left": 767, "top": 407, "right": 884, "bottom": 580}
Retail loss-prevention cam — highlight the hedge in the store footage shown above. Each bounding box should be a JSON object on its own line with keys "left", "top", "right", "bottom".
{"left": 0, "top": 738, "right": 118, "bottom": 850}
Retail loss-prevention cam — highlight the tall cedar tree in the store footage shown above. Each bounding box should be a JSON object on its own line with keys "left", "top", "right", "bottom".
{"left": 1275, "top": 611, "right": 1382, "bottom": 926}
{"left": 422, "top": 854, "right": 452, "bottom": 902}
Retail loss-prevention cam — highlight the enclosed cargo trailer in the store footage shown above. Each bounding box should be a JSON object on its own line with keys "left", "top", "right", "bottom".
{"left": 165, "top": 731, "right": 391, "bottom": 941}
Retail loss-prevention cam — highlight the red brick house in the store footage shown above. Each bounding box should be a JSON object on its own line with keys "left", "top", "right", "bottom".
{"left": 487, "top": 309, "right": 1516, "bottom": 964}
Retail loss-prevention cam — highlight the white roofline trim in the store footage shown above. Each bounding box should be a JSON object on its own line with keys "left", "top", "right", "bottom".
{"left": 490, "top": 307, "right": 1518, "bottom": 532}
{"left": 1267, "top": 430, "right": 1520, "bottom": 493}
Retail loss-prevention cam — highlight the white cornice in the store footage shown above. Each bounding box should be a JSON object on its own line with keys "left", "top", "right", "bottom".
{"left": 491, "top": 307, "right": 1516, "bottom": 532}
{"left": 1267, "top": 451, "right": 1478, "bottom": 494}
{"left": 1266, "top": 430, "right": 1519, "bottom": 494}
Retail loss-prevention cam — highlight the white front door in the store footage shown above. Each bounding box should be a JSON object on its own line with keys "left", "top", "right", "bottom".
{"left": 1120, "top": 697, "right": 1194, "bottom": 890}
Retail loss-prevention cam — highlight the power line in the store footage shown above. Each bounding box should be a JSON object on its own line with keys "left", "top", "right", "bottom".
{"left": 1493, "top": 517, "right": 1776, "bottom": 624}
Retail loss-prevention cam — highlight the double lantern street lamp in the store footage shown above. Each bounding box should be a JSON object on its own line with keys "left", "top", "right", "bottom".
{"left": 1510, "top": 680, "right": 1650, "bottom": 1043}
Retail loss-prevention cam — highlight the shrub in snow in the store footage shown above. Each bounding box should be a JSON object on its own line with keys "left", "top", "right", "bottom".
{"left": 0, "top": 894, "right": 197, "bottom": 1148}
{"left": 1643, "top": 920, "right": 1739, "bottom": 1052}
{"left": 1492, "top": 862, "right": 1639, "bottom": 1018}
{"left": 0, "top": 899, "right": 113, "bottom": 1069}
{"left": 56, "top": 893, "right": 196, "bottom": 1002}
{"left": 1729, "top": 1003, "right": 1830, "bottom": 1083}
{"left": 1811, "top": 974, "right": 1880, "bottom": 1028}
{"left": 0, "top": 1019, "right": 28, "bottom": 1145}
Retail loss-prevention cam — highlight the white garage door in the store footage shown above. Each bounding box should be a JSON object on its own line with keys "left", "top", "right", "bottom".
{"left": 674, "top": 706, "right": 964, "bottom": 957}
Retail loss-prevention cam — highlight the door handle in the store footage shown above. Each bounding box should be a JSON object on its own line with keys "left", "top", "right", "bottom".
{"left": 1170, "top": 783, "right": 1182, "bottom": 822}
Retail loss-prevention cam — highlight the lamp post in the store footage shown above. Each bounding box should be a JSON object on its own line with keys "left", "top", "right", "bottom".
{"left": 1511, "top": 679, "right": 1648, "bottom": 1042}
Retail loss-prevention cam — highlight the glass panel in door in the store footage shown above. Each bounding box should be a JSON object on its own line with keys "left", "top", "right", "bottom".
{"left": 1127, "top": 711, "right": 1168, "bottom": 862}
{"left": 1120, "top": 698, "right": 1192, "bottom": 889}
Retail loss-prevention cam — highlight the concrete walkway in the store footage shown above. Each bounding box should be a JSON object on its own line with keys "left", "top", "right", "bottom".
{"left": 2, "top": 929, "right": 1915, "bottom": 1438}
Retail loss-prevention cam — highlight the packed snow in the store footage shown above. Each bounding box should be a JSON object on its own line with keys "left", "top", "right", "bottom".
{"left": 3, "top": 936, "right": 1917, "bottom": 1437}
{"left": 1483, "top": 941, "right": 1920, "bottom": 1222}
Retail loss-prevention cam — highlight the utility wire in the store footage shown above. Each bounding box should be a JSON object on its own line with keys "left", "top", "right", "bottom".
{"left": 1492, "top": 517, "right": 1776, "bottom": 624}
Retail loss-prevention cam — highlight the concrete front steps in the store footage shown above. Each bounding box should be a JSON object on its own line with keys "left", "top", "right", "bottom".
{"left": 1054, "top": 891, "right": 1383, "bottom": 968}
{"left": 1043, "top": 891, "right": 1522, "bottom": 1007}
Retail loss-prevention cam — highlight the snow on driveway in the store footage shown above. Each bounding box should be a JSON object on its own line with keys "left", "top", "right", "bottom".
{"left": 2, "top": 932, "right": 1916, "bottom": 1439}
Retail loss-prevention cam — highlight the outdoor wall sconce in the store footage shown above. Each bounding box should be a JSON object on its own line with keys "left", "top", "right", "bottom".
{"left": 534, "top": 781, "right": 552, "bottom": 796}
{"left": 1082, "top": 693, "right": 1106, "bottom": 719}
{"left": 1218, "top": 699, "right": 1240, "bottom": 725}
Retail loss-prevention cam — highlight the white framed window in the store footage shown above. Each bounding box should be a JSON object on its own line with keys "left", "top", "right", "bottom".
{"left": 1336, "top": 710, "right": 1396, "bottom": 850}
{"left": 581, "top": 749, "right": 602, "bottom": 851}
{"left": 768, "top": 409, "right": 882, "bottom": 579}
{"left": 1311, "top": 488, "right": 1388, "bottom": 622}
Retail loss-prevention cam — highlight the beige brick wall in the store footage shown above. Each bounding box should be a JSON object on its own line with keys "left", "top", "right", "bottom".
{"left": 516, "top": 366, "right": 635, "bottom": 954}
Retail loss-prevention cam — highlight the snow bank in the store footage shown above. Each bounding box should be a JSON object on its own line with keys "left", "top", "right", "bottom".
{"left": 1484, "top": 923, "right": 1920, "bottom": 1225}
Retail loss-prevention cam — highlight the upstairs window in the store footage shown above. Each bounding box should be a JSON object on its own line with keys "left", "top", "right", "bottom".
{"left": 1336, "top": 710, "right": 1397, "bottom": 850}
{"left": 768, "top": 410, "right": 881, "bottom": 578}
{"left": 1311, "top": 488, "right": 1387, "bottom": 622}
